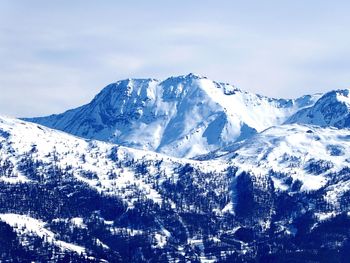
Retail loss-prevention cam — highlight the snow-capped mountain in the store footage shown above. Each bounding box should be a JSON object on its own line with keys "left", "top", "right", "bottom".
{"left": 0, "top": 115, "right": 234, "bottom": 261}
{"left": 1, "top": 115, "right": 350, "bottom": 262}
{"left": 25, "top": 73, "right": 320, "bottom": 158}
{"left": 218, "top": 124, "right": 350, "bottom": 199}
{"left": 0, "top": 115, "right": 226, "bottom": 205}
{"left": 286, "top": 89, "right": 350, "bottom": 128}
{"left": 3, "top": 74, "right": 350, "bottom": 262}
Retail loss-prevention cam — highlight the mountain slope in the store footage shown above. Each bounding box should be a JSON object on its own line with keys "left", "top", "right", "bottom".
{"left": 230, "top": 124, "right": 350, "bottom": 195}
{"left": 2, "top": 116, "right": 350, "bottom": 261}
{"left": 286, "top": 89, "right": 350, "bottom": 128}
{"left": 198, "top": 123, "right": 350, "bottom": 208}
{"left": 25, "top": 73, "right": 320, "bottom": 158}
{"left": 0, "top": 115, "right": 226, "bottom": 205}
{"left": 0, "top": 115, "right": 236, "bottom": 261}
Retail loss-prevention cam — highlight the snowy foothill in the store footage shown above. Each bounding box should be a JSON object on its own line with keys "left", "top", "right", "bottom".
{"left": 0, "top": 115, "right": 228, "bottom": 207}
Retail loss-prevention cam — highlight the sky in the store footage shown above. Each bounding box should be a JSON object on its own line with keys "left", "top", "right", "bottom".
{"left": 1, "top": 0, "right": 350, "bottom": 117}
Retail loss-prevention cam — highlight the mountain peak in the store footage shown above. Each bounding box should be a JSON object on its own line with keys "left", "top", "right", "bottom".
{"left": 286, "top": 88, "right": 350, "bottom": 128}
{"left": 184, "top": 72, "right": 206, "bottom": 79}
{"left": 25, "top": 74, "right": 319, "bottom": 158}
{"left": 160, "top": 73, "right": 205, "bottom": 83}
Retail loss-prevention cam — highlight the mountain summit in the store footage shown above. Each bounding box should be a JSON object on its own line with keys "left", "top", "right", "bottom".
{"left": 3, "top": 75, "right": 350, "bottom": 261}
{"left": 26, "top": 74, "right": 319, "bottom": 158}
{"left": 286, "top": 89, "right": 350, "bottom": 128}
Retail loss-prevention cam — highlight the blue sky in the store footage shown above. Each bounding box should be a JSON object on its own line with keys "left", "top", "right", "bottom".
{"left": 1, "top": 0, "right": 350, "bottom": 117}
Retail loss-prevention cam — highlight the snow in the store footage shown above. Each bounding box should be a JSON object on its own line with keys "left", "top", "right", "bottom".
{"left": 26, "top": 74, "right": 320, "bottom": 158}
{"left": 1, "top": 99, "right": 350, "bottom": 239}
{"left": 314, "top": 212, "right": 337, "bottom": 221}
{"left": 109, "top": 227, "right": 144, "bottom": 236}
{"left": 0, "top": 115, "right": 227, "bottom": 208}
{"left": 70, "top": 217, "right": 87, "bottom": 229}
{"left": 221, "top": 202, "right": 234, "bottom": 214}
{"left": 286, "top": 89, "right": 350, "bottom": 128}
{"left": 2, "top": 76, "right": 350, "bottom": 261}
{"left": 95, "top": 238, "right": 109, "bottom": 249}
{"left": 336, "top": 90, "right": 350, "bottom": 105}
{"left": 0, "top": 213, "right": 86, "bottom": 254}
{"left": 4, "top": 114, "right": 346, "bottom": 210}
{"left": 154, "top": 233, "right": 167, "bottom": 248}
{"left": 216, "top": 123, "right": 350, "bottom": 203}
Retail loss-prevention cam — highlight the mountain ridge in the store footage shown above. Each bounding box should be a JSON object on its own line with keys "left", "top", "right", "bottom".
{"left": 286, "top": 88, "right": 350, "bottom": 128}
{"left": 25, "top": 73, "right": 321, "bottom": 158}
{"left": 2, "top": 114, "right": 350, "bottom": 261}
